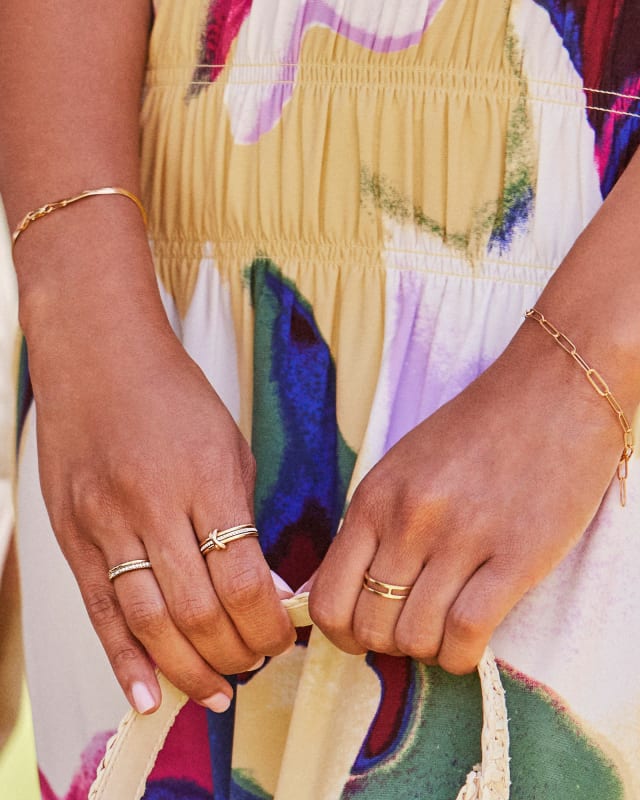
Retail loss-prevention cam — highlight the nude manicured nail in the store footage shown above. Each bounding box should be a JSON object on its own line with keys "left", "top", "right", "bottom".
{"left": 131, "top": 682, "right": 156, "bottom": 714}
{"left": 203, "top": 692, "right": 232, "bottom": 713}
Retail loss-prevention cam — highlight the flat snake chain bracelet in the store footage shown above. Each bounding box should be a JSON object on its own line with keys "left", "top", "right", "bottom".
{"left": 525, "top": 307, "right": 634, "bottom": 507}
{"left": 11, "top": 186, "right": 147, "bottom": 249}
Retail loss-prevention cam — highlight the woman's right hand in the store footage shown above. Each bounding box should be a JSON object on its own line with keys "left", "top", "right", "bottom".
{"left": 22, "top": 238, "right": 295, "bottom": 715}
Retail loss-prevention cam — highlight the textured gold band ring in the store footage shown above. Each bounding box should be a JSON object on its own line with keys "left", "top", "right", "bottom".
{"left": 199, "top": 524, "right": 259, "bottom": 555}
{"left": 108, "top": 560, "right": 153, "bottom": 582}
{"left": 363, "top": 570, "right": 413, "bottom": 600}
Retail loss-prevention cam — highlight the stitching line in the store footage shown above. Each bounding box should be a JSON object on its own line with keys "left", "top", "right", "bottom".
{"left": 146, "top": 63, "right": 640, "bottom": 102}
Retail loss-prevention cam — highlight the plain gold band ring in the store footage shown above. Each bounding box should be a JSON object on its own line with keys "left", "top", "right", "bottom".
{"left": 108, "top": 560, "right": 153, "bottom": 582}
{"left": 199, "top": 524, "right": 259, "bottom": 555}
{"left": 363, "top": 570, "right": 413, "bottom": 600}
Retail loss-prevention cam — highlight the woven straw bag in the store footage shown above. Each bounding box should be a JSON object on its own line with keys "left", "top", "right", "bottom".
{"left": 88, "top": 593, "right": 510, "bottom": 800}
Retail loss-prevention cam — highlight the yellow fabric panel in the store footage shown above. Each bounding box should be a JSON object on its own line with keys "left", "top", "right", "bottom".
{"left": 141, "top": 0, "right": 528, "bottom": 450}
{"left": 0, "top": 684, "right": 39, "bottom": 800}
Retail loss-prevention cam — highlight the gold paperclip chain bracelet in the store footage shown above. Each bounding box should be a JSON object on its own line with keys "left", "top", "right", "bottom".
{"left": 11, "top": 186, "right": 147, "bottom": 249}
{"left": 525, "top": 308, "right": 634, "bottom": 506}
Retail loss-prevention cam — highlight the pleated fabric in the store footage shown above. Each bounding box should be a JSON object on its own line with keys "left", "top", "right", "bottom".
{"left": 17, "top": 1, "right": 640, "bottom": 798}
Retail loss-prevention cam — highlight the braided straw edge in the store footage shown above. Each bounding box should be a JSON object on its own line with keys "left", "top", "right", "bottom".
{"left": 87, "top": 595, "right": 311, "bottom": 800}
{"left": 88, "top": 596, "right": 509, "bottom": 800}
{"left": 455, "top": 647, "right": 511, "bottom": 800}
{"left": 87, "top": 673, "right": 188, "bottom": 800}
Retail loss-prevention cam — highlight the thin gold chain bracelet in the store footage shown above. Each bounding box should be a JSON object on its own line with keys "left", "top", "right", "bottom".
{"left": 11, "top": 186, "right": 147, "bottom": 249}
{"left": 525, "top": 307, "right": 634, "bottom": 506}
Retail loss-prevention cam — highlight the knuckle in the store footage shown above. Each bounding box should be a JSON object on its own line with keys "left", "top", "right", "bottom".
{"left": 395, "top": 631, "right": 437, "bottom": 662}
{"left": 221, "top": 565, "right": 266, "bottom": 611}
{"left": 348, "top": 482, "right": 381, "bottom": 527}
{"left": 308, "top": 595, "right": 341, "bottom": 637}
{"left": 172, "top": 668, "right": 210, "bottom": 699}
{"left": 117, "top": 456, "right": 154, "bottom": 491}
{"left": 259, "top": 625, "right": 295, "bottom": 656}
{"left": 126, "top": 600, "right": 170, "bottom": 639}
{"left": 110, "top": 642, "right": 143, "bottom": 671}
{"left": 73, "top": 480, "right": 109, "bottom": 521}
{"left": 447, "top": 606, "right": 485, "bottom": 642}
{"left": 355, "top": 624, "right": 392, "bottom": 654}
{"left": 70, "top": 470, "right": 124, "bottom": 520}
{"left": 173, "top": 597, "right": 220, "bottom": 636}
{"left": 85, "top": 590, "right": 120, "bottom": 630}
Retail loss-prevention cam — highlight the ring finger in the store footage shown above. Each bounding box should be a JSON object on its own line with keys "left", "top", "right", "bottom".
{"left": 394, "top": 550, "right": 482, "bottom": 664}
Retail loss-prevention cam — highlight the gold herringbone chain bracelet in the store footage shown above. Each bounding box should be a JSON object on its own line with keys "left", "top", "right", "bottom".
{"left": 525, "top": 308, "right": 634, "bottom": 507}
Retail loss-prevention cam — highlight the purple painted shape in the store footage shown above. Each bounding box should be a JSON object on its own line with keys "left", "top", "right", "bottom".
{"left": 243, "top": 0, "right": 445, "bottom": 143}
{"left": 379, "top": 273, "right": 490, "bottom": 454}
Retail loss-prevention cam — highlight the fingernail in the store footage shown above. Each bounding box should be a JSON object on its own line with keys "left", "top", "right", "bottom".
{"left": 131, "top": 682, "right": 156, "bottom": 714}
{"left": 249, "top": 657, "right": 266, "bottom": 671}
{"left": 203, "top": 692, "right": 232, "bottom": 713}
{"left": 271, "top": 570, "right": 294, "bottom": 595}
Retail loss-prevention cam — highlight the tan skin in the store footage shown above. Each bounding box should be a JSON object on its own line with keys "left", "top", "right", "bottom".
{"left": 2, "top": 1, "right": 640, "bottom": 713}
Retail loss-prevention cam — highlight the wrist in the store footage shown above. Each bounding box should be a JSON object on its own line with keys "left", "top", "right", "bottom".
{"left": 506, "top": 310, "right": 635, "bottom": 504}
{"left": 530, "top": 284, "right": 640, "bottom": 417}
{"left": 505, "top": 319, "right": 628, "bottom": 446}
{"left": 15, "top": 196, "right": 165, "bottom": 340}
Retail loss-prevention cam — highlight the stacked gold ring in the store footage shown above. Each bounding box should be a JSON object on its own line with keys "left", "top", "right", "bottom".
{"left": 363, "top": 570, "right": 413, "bottom": 600}
{"left": 199, "top": 524, "right": 259, "bottom": 555}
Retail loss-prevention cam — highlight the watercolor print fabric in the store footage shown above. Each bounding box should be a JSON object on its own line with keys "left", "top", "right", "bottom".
{"left": 16, "top": 1, "right": 640, "bottom": 798}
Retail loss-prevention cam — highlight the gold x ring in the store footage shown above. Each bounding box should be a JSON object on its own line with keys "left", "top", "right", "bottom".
{"left": 199, "top": 524, "right": 259, "bottom": 555}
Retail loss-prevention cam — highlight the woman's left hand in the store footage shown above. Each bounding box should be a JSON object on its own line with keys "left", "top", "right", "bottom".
{"left": 310, "top": 321, "right": 629, "bottom": 674}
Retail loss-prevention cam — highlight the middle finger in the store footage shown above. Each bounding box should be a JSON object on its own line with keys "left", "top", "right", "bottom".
{"left": 144, "top": 516, "right": 260, "bottom": 674}
{"left": 353, "top": 539, "right": 425, "bottom": 656}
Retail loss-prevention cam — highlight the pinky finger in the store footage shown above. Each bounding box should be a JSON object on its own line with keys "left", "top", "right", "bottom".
{"left": 72, "top": 549, "right": 161, "bottom": 714}
{"left": 438, "top": 560, "right": 527, "bottom": 676}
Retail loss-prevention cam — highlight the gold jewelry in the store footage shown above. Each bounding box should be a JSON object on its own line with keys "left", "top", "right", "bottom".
{"left": 11, "top": 186, "right": 147, "bottom": 248}
{"left": 362, "top": 570, "right": 413, "bottom": 600}
{"left": 108, "top": 559, "right": 153, "bottom": 582}
{"left": 525, "top": 307, "right": 634, "bottom": 506}
{"left": 199, "top": 524, "right": 259, "bottom": 555}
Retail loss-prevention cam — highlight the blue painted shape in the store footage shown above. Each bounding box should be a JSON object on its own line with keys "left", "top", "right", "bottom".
{"left": 143, "top": 778, "right": 213, "bottom": 799}
{"left": 207, "top": 677, "right": 238, "bottom": 800}
{"left": 248, "top": 258, "right": 356, "bottom": 589}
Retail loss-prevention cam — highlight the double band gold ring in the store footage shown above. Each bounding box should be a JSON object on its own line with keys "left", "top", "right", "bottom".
{"left": 363, "top": 570, "right": 413, "bottom": 600}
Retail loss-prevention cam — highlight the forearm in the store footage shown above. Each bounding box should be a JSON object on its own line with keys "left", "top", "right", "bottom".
{"left": 0, "top": 1, "right": 161, "bottom": 339}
